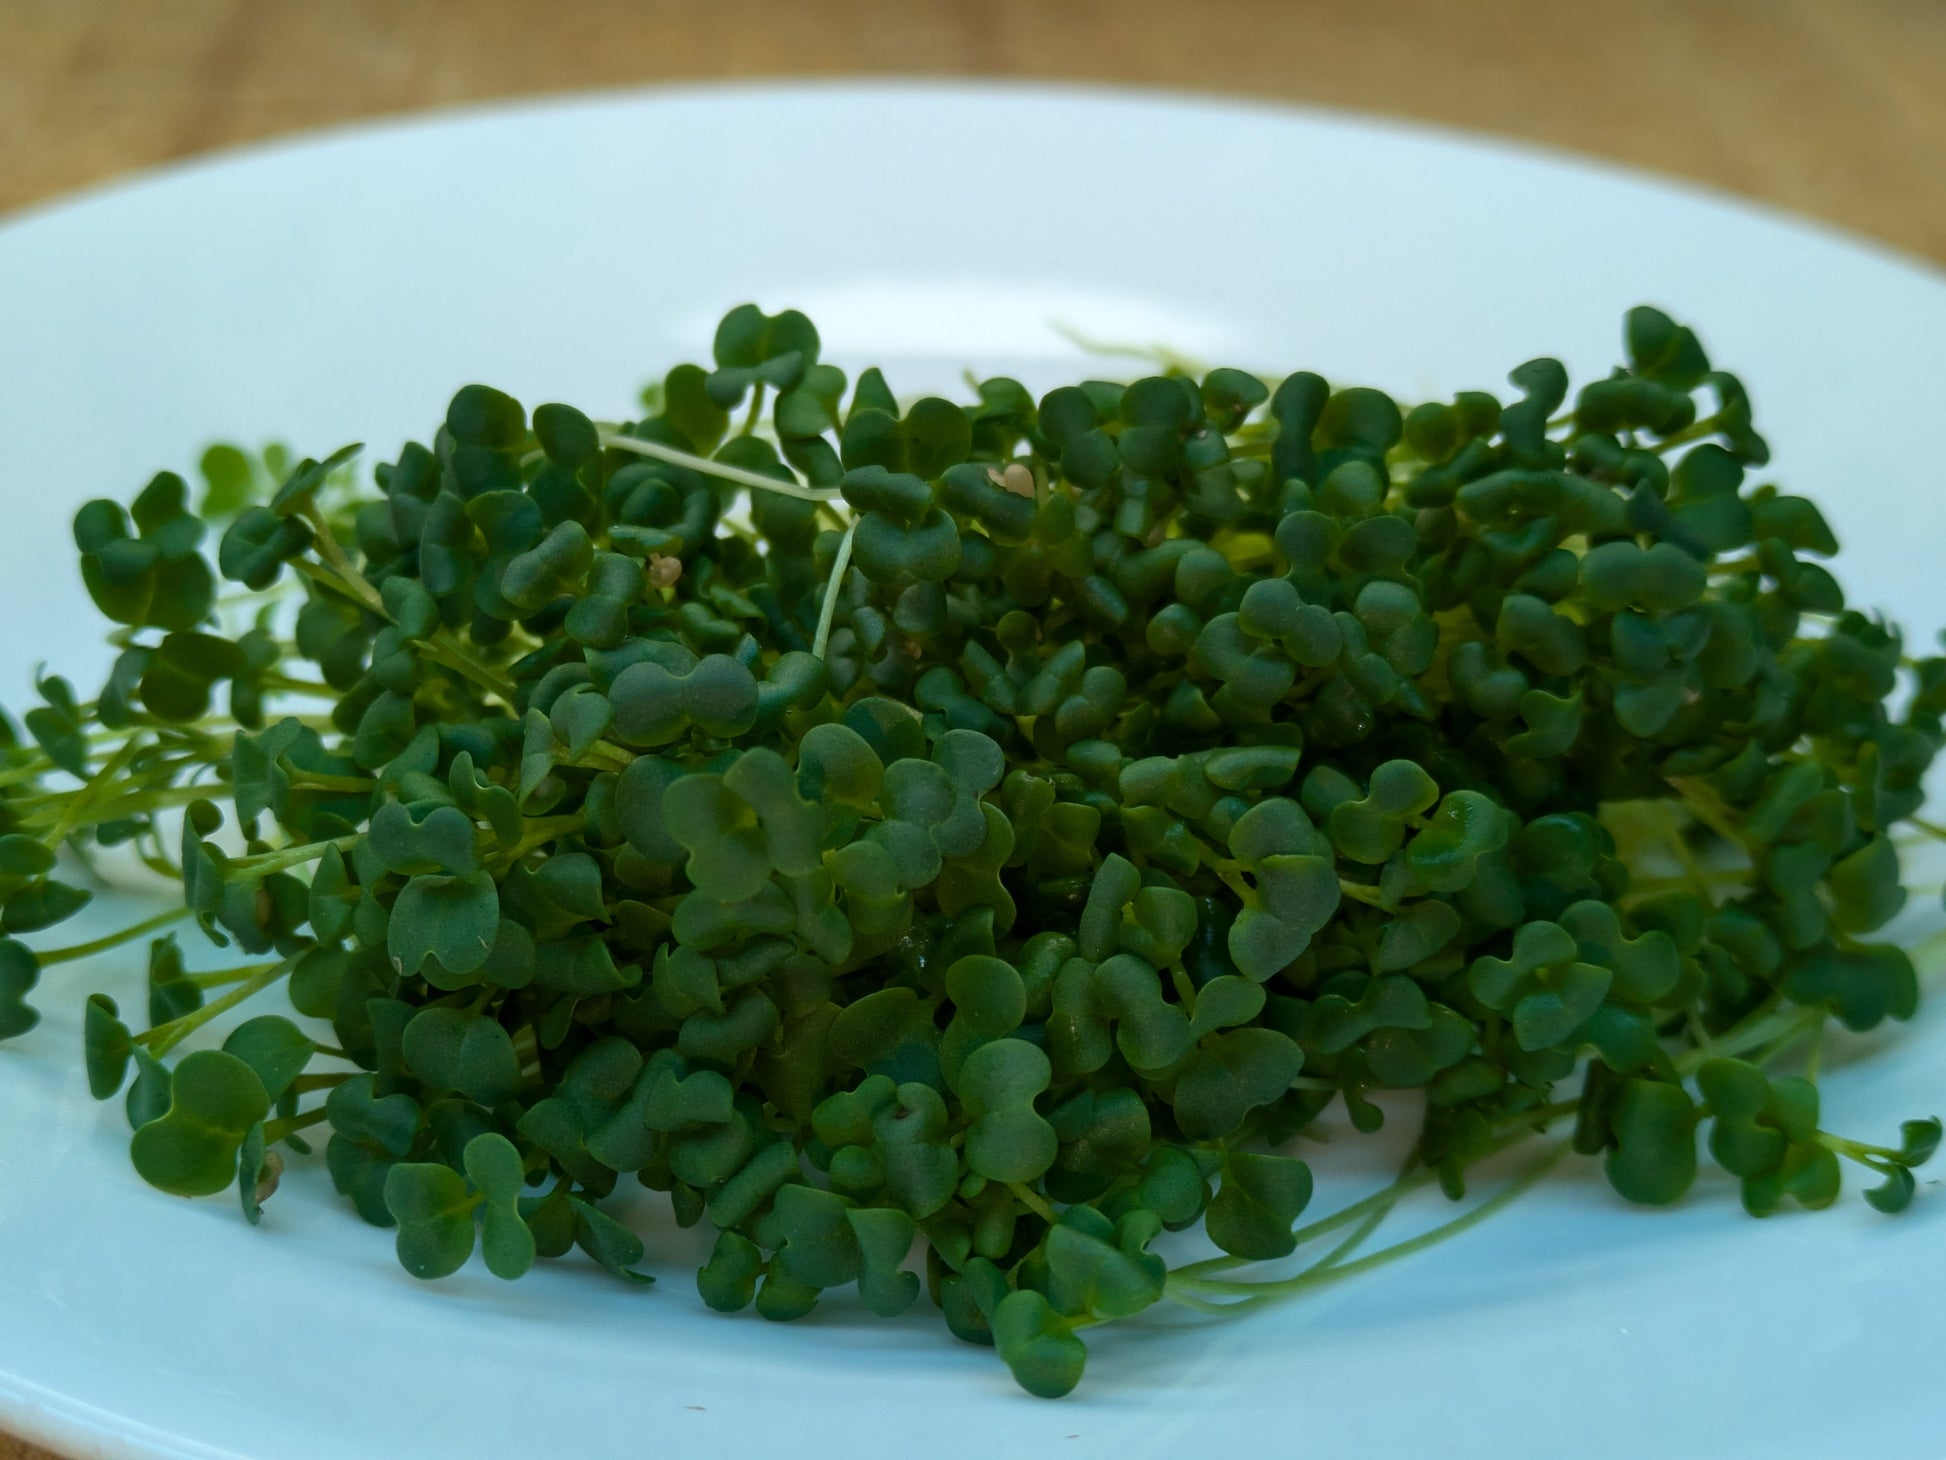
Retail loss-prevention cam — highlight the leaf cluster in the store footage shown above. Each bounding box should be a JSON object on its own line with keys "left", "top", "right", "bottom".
{"left": 1, "top": 305, "right": 1939, "bottom": 1399}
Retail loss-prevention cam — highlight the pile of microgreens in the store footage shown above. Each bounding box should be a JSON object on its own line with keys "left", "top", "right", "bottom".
{"left": 0, "top": 304, "right": 1940, "bottom": 1397}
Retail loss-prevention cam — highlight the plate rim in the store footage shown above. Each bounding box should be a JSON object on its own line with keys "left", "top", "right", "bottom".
{"left": 4, "top": 75, "right": 1942, "bottom": 290}
{"left": 1, "top": 77, "right": 1943, "bottom": 1460}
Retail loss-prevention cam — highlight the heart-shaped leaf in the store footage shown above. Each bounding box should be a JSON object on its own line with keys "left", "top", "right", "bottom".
{"left": 1205, "top": 1151, "right": 1313, "bottom": 1260}
{"left": 992, "top": 1289, "right": 1087, "bottom": 1399}
{"left": 384, "top": 1160, "right": 478, "bottom": 1279}
{"left": 0, "top": 938, "right": 41, "bottom": 1040}
{"left": 465, "top": 1133, "right": 536, "bottom": 1280}
{"left": 84, "top": 993, "right": 133, "bottom": 1099}
{"left": 130, "top": 1050, "right": 272, "bottom": 1197}
{"left": 387, "top": 871, "right": 500, "bottom": 982}
{"left": 402, "top": 1008, "right": 521, "bottom": 1107}
{"left": 951, "top": 1039, "right": 1057, "bottom": 1185}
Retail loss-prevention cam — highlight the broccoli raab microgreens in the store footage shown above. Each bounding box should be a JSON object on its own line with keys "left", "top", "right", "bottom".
{"left": 1, "top": 304, "right": 1941, "bottom": 1397}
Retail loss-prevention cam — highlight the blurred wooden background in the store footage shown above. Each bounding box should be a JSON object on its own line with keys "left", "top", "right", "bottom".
{"left": 0, "top": 0, "right": 1940, "bottom": 1455}
{"left": 4, "top": 0, "right": 1945, "bottom": 263}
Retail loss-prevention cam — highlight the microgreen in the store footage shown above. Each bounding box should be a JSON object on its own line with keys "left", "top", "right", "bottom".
{"left": 0, "top": 304, "right": 1937, "bottom": 1398}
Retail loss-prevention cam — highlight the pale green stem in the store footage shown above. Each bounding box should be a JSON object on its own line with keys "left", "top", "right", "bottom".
{"left": 416, "top": 637, "right": 520, "bottom": 704}
{"left": 812, "top": 519, "right": 858, "bottom": 662}
{"left": 33, "top": 905, "right": 190, "bottom": 965}
{"left": 284, "top": 770, "right": 378, "bottom": 795}
{"left": 261, "top": 674, "right": 334, "bottom": 696}
{"left": 1047, "top": 319, "right": 1207, "bottom": 376}
{"left": 489, "top": 814, "right": 588, "bottom": 868}
{"left": 598, "top": 432, "right": 837, "bottom": 503}
{"left": 1008, "top": 1182, "right": 1058, "bottom": 1224}
{"left": 575, "top": 741, "right": 636, "bottom": 773}
{"left": 1666, "top": 777, "right": 1750, "bottom": 851}
{"left": 139, "top": 957, "right": 294, "bottom": 1056}
{"left": 225, "top": 834, "right": 358, "bottom": 878}
{"left": 1165, "top": 1144, "right": 1569, "bottom": 1309}
{"left": 41, "top": 737, "right": 144, "bottom": 848}
{"left": 293, "top": 510, "right": 518, "bottom": 703}
{"left": 264, "top": 1105, "right": 331, "bottom": 1145}
{"left": 19, "top": 780, "right": 220, "bottom": 830}
{"left": 298, "top": 503, "right": 387, "bottom": 613}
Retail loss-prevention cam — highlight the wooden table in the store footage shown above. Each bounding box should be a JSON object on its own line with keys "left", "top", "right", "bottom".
{"left": 0, "top": 2, "right": 1939, "bottom": 1456}
{"left": 4, "top": 0, "right": 1943, "bottom": 264}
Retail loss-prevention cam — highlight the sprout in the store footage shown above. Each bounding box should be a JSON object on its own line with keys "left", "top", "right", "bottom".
{"left": 0, "top": 303, "right": 1937, "bottom": 1398}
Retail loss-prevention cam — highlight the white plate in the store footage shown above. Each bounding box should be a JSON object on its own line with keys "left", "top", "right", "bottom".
{"left": 1, "top": 82, "right": 1944, "bottom": 1460}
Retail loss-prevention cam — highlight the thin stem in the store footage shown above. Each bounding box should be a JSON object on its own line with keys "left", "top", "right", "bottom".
{"left": 262, "top": 674, "right": 334, "bottom": 696}
{"left": 0, "top": 724, "right": 155, "bottom": 787}
{"left": 1753, "top": 1018, "right": 1820, "bottom": 1071}
{"left": 1168, "top": 965, "right": 1199, "bottom": 1007}
{"left": 1906, "top": 925, "right": 1946, "bottom": 976}
{"left": 1305, "top": 1149, "right": 1421, "bottom": 1277}
{"left": 1292, "top": 1143, "right": 1570, "bottom": 1286}
{"left": 1666, "top": 777, "right": 1749, "bottom": 852}
{"left": 298, "top": 505, "right": 387, "bottom": 616}
{"left": 0, "top": 755, "right": 85, "bottom": 790}
{"left": 575, "top": 741, "right": 636, "bottom": 773}
{"left": 19, "top": 781, "right": 221, "bottom": 830}
{"left": 1171, "top": 1104, "right": 1580, "bottom": 1288}
{"left": 292, "top": 518, "right": 518, "bottom": 706}
{"left": 1649, "top": 418, "right": 1720, "bottom": 455}
{"left": 1172, "top": 1169, "right": 1438, "bottom": 1284}
{"left": 33, "top": 905, "right": 190, "bottom": 965}
{"left": 417, "top": 637, "right": 520, "bottom": 704}
{"left": 812, "top": 520, "right": 858, "bottom": 662}
{"left": 1047, "top": 320, "right": 1207, "bottom": 377}
{"left": 1307, "top": 1199, "right": 1395, "bottom": 1274}
{"left": 1673, "top": 998, "right": 1819, "bottom": 1078}
{"left": 1496, "top": 1098, "right": 1581, "bottom": 1131}
{"left": 1008, "top": 1182, "right": 1058, "bottom": 1224}
{"left": 42, "top": 736, "right": 144, "bottom": 848}
{"left": 1816, "top": 1130, "right": 1906, "bottom": 1165}
{"left": 1660, "top": 799, "right": 1717, "bottom": 905}
{"left": 1161, "top": 1285, "right": 1253, "bottom": 1316}
{"left": 1686, "top": 1007, "right": 1718, "bottom": 1057}
{"left": 187, "top": 966, "right": 270, "bottom": 989}
{"left": 598, "top": 433, "right": 837, "bottom": 503}
{"left": 1185, "top": 841, "right": 1262, "bottom": 904}
{"left": 489, "top": 814, "right": 588, "bottom": 868}
{"left": 287, "top": 1072, "right": 353, "bottom": 1097}
{"left": 1167, "top": 1144, "right": 1569, "bottom": 1309}
{"left": 1621, "top": 867, "right": 1754, "bottom": 897}
{"left": 285, "top": 769, "right": 378, "bottom": 795}
{"left": 139, "top": 957, "right": 295, "bottom": 1055}
{"left": 288, "top": 556, "right": 371, "bottom": 609}
{"left": 264, "top": 1105, "right": 331, "bottom": 1145}
{"left": 137, "top": 849, "right": 183, "bottom": 881}
{"left": 226, "top": 835, "right": 358, "bottom": 878}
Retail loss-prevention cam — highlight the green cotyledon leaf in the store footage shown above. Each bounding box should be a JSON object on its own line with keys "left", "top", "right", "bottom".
{"left": 130, "top": 1051, "right": 271, "bottom": 1198}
